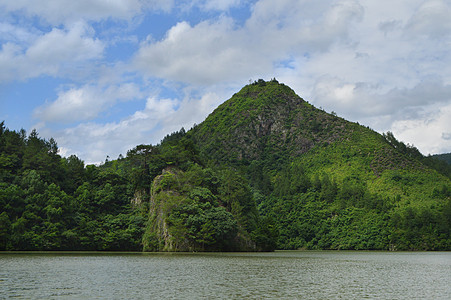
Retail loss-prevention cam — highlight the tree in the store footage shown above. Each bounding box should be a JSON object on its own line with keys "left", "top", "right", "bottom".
{"left": 61, "top": 155, "right": 85, "bottom": 193}
{"left": 0, "top": 211, "right": 11, "bottom": 250}
{"left": 127, "top": 144, "right": 154, "bottom": 192}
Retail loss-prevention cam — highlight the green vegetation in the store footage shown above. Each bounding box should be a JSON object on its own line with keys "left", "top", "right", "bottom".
{"left": 432, "top": 152, "right": 451, "bottom": 165}
{"left": 0, "top": 122, "right": 145, "bottom": 250}
{"left": 143, "top": 164, "right": 275, "bottom": 251}
{"left": 1, "top": 80, "right": 450, "bottom": 251}
{"left": 190, "top": 80, "right": 451, "bottom": 251}
{"left": 0, "top": 122, "right": 276, "bottom": 251}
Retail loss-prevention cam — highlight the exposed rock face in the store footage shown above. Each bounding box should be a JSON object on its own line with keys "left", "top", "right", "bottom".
{"left": 131, "top": 190, "right": 146, "bottom": 206}
{"left": 143, "top": 168, "right": 186, "bottom": 251}
{"left": 142, "top": 166, "right": 267, "bottom": 252}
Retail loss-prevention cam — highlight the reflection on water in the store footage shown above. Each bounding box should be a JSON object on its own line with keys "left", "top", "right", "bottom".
{"left": 1, "top": 251, "right": 450, "bottom": 299}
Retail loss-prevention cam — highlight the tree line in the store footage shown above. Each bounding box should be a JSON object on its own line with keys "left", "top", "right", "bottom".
{"left": 0, "top": 122, "right": 277, "bottom": 251}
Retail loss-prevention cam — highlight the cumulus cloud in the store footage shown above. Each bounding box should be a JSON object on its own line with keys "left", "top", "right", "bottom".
{"left": 134, "top": 18, "right": 267, "bottom": 84}
{"left": 180, "top": 0, "right": 242, "bottom": 11}
{"left": 52, "top": 104, "right": 170, "bottom": 164}
{"left": 0, "top": 22, "right": 36, "bottom": 44}
{"left": 27, "top": 23, "right": 102, "bottom": 64}
{"left": 133, "top": 0, "right": 364, "bottom": 85}
{"left": 53, "top": 90, "right": 224, "bottom": 164}
{"left": 311, "top": 77, "right": 451, "bottom": 118}
{"left": 201, "top": 0, "right": 242, "bottom": 11}
{"left": 378, "top": 20, "right": 402, "bottom": 35}
{"left": 34, "top": 83, "right": 143, "bottom": 123}
{"left": 0, "top": 0, "right": 172, "bottom": 25}
{"left": 0, "top": 22, "right": 104, "bottom": 82}
{"left": 308, "top": 75, "right": 451, "bottom": 154}
{"left": 391, "top": 102, "right": 451, "bottom": 155}
{"left": 404, "top": 0, "right": 451, "bottom": 39}
{"left": 3, "top": 0, "right": 451, "bottom": 163}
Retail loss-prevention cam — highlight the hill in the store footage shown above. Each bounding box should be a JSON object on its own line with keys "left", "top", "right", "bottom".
{"left": 189, "top": 79, "right": 451, "bottom": 250}
{"left": 433, "top": 153, "right": 451, "bottom": 165}
{"left": 0, "top": 123, "right": 276, "bottom": 251}
{"left": 1, "top": 80, "right": 450, "bottom": 251}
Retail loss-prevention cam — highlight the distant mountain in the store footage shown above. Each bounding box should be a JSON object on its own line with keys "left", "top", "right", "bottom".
{"left": 432, "top": 153, "right": 451, "bottom": 165}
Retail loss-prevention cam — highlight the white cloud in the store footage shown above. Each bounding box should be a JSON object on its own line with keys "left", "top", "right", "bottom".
{"left": 311, "top": 76, "right": 451, "bottom": 118}
{"left": 26, "top": 23, "right": 103, "bottom": 65}
{"left": 50, "top": 89, "right": 225, "bottom": 164}
{"left": 201, "top": 0, "right": 242, "bottom": 11}
{"left": 4, "top": 0, "right": 451, "bottom": 164}
{"left": 404, "top": 0, "right": 451, "bottom": 39}
{"left": 0, "top": 22, "right": 37, "bottom": 44}
{"left": 34, "top": 83, "right": 143, "bottom": 123}
{"left": 246, "top": 0, "right": 363, "bottom": 50}
{"left": 134, "top": 18, "right": 261, "bottom": 84}
{"left": 0, "top": 43, "right": 24, "bottom": 81}
{"left": 134, "top": 0, "right": 364, "bottom": 85}
{"left": 0, "top": 22, "right": 104, "bottom": 82}
{"left": 308, "top": 75, "right": 451, "bottom": 154}
{"left": 182, "top": 0, "right": 242, "bottom": 11}
{"left": 0, "top": 0, "right": 172, "bottom": 25}
{"left": 378, "top": 20, "right": 402, "bottom": 36}
{"left": 391, "top": 102, "right": 451, "bottom": 155}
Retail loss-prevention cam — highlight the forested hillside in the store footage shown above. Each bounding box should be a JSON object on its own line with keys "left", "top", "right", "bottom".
{"left": 189, "top": 80, "right": 451, "bottom": 250}
{"left": 0, "top": 122, "right": 276, "bottom": 251}
{"left": 0, "top": 122, "right": 144, "bottom": 250}
{"left": 433, "top": 153, "right": 451, "bottom": 165}
{"left": 1, "top": 80, "right": 450, "bottom": 251}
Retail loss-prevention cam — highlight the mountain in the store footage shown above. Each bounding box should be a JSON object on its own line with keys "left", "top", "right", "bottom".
{"left": 190, "top": 79, "right": 349, "bottom": 167}
{"left": 1, "top": 80, "right": 450, "bottom": 251}
{"left": 189, "top": 79, "right": 451, "bottom": 250}
{"left": 433, "top": 153, "right": 451, "bottom": 165}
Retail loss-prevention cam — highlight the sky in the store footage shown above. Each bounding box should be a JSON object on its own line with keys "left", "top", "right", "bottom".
{"left": 1, "top": 0, "right": 450, "bottom": 164}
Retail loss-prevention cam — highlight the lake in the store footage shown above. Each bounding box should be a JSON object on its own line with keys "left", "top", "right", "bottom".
{"left": 1, "top": 251, "right": 450, "bottom": 299}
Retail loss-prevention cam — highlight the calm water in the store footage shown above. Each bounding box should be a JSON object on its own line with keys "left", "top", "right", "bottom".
{"left": 1, "top": 251, "right": 450, "bottom": 299}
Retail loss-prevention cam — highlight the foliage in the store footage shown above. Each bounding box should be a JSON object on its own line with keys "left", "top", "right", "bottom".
{"left": 189, "top": 80, "right": 451, "bottom": 251}
{"left": 383, "top": 132, "right": 451, "bottom": 179}
{"left": 1, "top": 80, "right": 450, "bottom": 251}
{"left": 0, "top": 122, "right": 144, "bottom": 251}
{"left": 432, "top": 153, "right": 451, "bottom": 165}
{"left": 142, "top": 161, "right": 276, "bottom": 252}
{"left": 0, "top": 122, "right": 275, "bottom": 251}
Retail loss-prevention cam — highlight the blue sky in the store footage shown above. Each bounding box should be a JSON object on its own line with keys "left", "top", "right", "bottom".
{"left": 1, "top": 0, "right": 450, "bottom": 164}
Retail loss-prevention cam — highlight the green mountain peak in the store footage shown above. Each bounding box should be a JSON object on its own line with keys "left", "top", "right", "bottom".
{"left": 1, "top": 80, "right": 450, "bottom": 251}
{"left": 191, "top": 79, "right": 367, "bottom": 170}
{"left": 189, "top": 79, "right": 451, "bottom": 250}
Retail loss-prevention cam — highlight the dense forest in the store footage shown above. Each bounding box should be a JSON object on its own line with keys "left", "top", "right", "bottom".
{"left": 0, "top": 122, "right": 143, "bottom": 250}
{"left": 1, "top": 80, "right": 450, "bottom": 251}
{"left": 0, "top": 121, "right": 276, "bottom": 251}
{"left": 188, "top": 80, "right": 451, "bottom": 250}
{"left": 433, "top": 153, "right": 451, "bottom": 166}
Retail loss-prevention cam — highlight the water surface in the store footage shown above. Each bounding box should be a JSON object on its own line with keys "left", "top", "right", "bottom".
{"left": 1, "top": 251, "right": 450, "bottom": 299}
